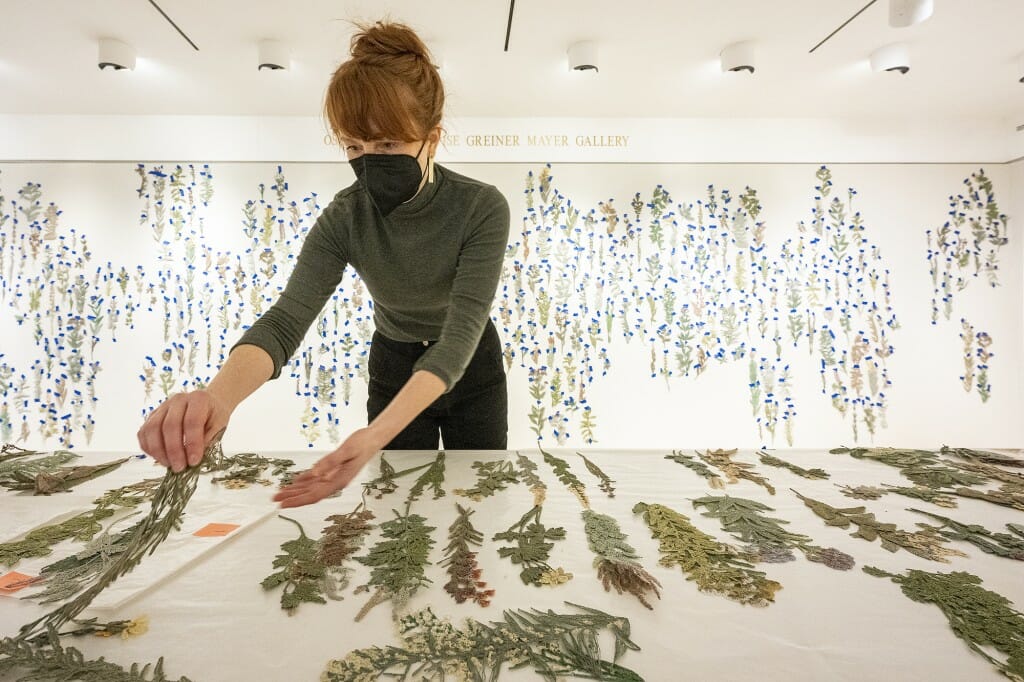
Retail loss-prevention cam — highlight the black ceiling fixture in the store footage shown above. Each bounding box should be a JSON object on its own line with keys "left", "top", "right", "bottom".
{"left": 147, "top": 0, "right": 200, "bottom": 51}
{"left": 809, "top": 0, "right": 878, "bottom": 53}
{"left": 504, "top": 0, "right": 515, "bottom": 52}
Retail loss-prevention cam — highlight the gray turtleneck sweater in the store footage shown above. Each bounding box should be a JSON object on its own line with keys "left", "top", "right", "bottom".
{"left": 233, "top": 164, "right": 510, "bottom": 391}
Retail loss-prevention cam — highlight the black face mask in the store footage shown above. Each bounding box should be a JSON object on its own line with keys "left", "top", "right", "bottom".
{"left": 349, "top": 139, "right": 428, "bottom": 217}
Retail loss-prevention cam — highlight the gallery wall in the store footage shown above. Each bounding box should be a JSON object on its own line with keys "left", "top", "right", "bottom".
{"left": 1, "top": 151, "right": 1019, "bottom": 452}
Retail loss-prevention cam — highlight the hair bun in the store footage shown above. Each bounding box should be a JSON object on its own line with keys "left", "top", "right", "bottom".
{"left": 351, "top": 21, "right": 432, "bottom": 64}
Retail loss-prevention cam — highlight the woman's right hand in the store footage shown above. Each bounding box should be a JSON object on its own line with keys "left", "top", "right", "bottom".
{"left": 137, "top": 390, "right": 231, "bottom": 472}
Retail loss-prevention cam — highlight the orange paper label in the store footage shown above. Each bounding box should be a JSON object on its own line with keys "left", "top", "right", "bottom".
{"left": 0, "top": 571, "right": 40, "bottom": 593}
{"left": 194, "top": 523, "right": 240, "bottom": 538}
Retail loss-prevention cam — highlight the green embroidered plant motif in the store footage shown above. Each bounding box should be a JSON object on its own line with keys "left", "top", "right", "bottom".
{"left": 322, "top": 602, "right": 643, "bottom": 682}
{"left": 453, "top": 459, "right": 520, "bottom": 501}
{"left": 829, "top": 446, "right": 989, "bottom": 490}
{"left": 0, "top": 451, "right": 80, "bottom": 489}
{"left": 261, "top": 515, "right": 334, "bottom": 614}
{"left": 951, "top": 460, "right": 1024, "bottom": 489}
{"left": 1010, "top": 524, "right": 1024, "bottom": 540}
{"left": 22, "top": 615, "right": 151, "bottom": 645}
{"left": 0, "top": 626, "right": 192, "bottom": 682}
{"left": 691, "top": 495, "right": 854, "bottom": 570}
{"left": 24, "top": 515, "right": 143, "bottom": 604}
{"left": 838, "top": 484, "right": 958, "bottom": 508}
{"left": 0, "top": 443, "right": 42, "bottom": 464}
{"left": 792, "top": 490, "right": 967, "bottom": 563}
{"left": 317, "top": 504, "right": 376, "bottom": 600}
{"left": 909, "top": 508, "right": 1024, "bottom": 561}
{"left": 440, "top": 503, "right": 494, "bottom": 606}
{"left": 633, "top": 501, "right": 782, "bottom": 607}
{"left": 582, "top": 509, "right": 661, "bottom": 609}
{"left": 578, "top": 453, "right": 616, "bottom": 498}
{"left": 863, "top": 566, "right": 1024, "bottom": 681}
{"left": 838, "top": 484, "right": 885, "bottom": 500}
{"left": 665, "top": 450, "right": 725, "bottom": 489}
{"left": 756, "top": 451, "right": 829, "bottom": 480}
{"left": 829, "top": 446, "right": 938, "bottom": 468}
{"left": 902, "top": 464, "right": 987, "bottom": 490}
{"left": 361, "top": 453, "right": 440, "bottom": 500}
{"left": 696, "top": 448, "right": 776, "bottom": 495}
{"left": 204, "top": 451, "right": 295, "bottom": 489}
{"left": 405, "top": 451, "right": 446, "bottom": 504}
{"left": 0, "top": 508, "right": 117, "bottom": 568}
{"left": 354, "top": 509, "right": 436, "bottom": 621}
{"left": 5, "top": 457, "right": 131, "bottom": 495}
{"left": 516, "top": 452, "right": 548, "bottom": 506}
{"left": 939, "top": 445, "right": 1024, "bottom": 468}
{"left": 539, "top": 447, "right": 588, "bottom": 507}
{"left": 493, "top": 506, "right": 571, "bottom": 587}
{"left": 955, "top": 485, "right": 1024, "bottom": 512}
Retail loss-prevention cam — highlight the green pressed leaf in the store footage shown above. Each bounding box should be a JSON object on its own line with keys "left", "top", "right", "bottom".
{"left": 454, "top": 459, "right": 520, "bottom": 501}
{"left": 539, "top": 447, "right": 588, "bottom": 507}
{"left": 757, "top": 451, "right": 829, "bottom": 480}
{"left": 440, "top": 503, "right": 494, "bottom": 606}
{"left": 582, "top": 509, "right": 660, "bottom": 609}
{"left": 910, "top": 508, "right": 1024, "bottom": 560}
{"left": 578, "top": 453, "right": 616, "bottom": 498}
{"left": 493, "top": 506, "right": 571, "bottom": 587}
{"left": 665, "top": 450, "right": 725, "bottom": 489}
{"left": 696, "top": 448, "right": 776, "bottom": 495}
{"left": 354, "top": 508, "right": 435, "bottom": 620}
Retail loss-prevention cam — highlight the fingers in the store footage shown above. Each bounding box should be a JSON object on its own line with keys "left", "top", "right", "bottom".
{"left": 182, "top": 395, "right": 208, "bottom": 467}
{"left": 138, "top": 407, "right": 168, "bottom": 467}
{"left": 161, "top": 397, "right": 189, "bottom": 473}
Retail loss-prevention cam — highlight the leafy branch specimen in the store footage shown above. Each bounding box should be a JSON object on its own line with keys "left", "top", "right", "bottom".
{"left": 493, "top": 505, "right": 571, "bottom": 587}
{"left": 24, "top": 516, "right": 144, "bottom": 604}
{"left": 440, "top": 503, "right": 494, "bottom": 606}
{"left": 0, "top": 627, "right": 191, "bottom": 682}
{"left": 0, "top": 451, "right": 80, "bottom": 489}
{"left": 261, "top": 515, "right": 334, "bottom": 614}
{"left": 756, "top": 451, "right": 829, "bottom": 480}
{"left": 539, "top": 447, "right": 588, "bottom": 507}
{"left": 792, "top": 490, "right": 966, "bottom": 563}
{"left": 317, "top": 504, "right": 376, "bottom": 599}
{"left": 322, "top": 602, "right": 643, "bottom": 682}
{"left": 582, "top": 509, "right": 661, "bottom": 609}
{"left": 691, "top": 495, "right": 854, "bottom": 570}
{"left": 578, "top": 453, "right": 616, "bottom": 498}
{"left": 696, "top": 448, "right": 776, "bottom": 495}
{"left": 5, "top": 457, "right": 131, "bottom": 495}
{"left": 665, "top": 450, "right": 724, "bottom": 489}
{"left": 838, "top": 484, "right": 958, "bottom": 508}
{"left": 955, "top": 485, "right": 1024, "bottom": 512}
{"left": 864, "top": 566, "right": 1024, "bottom": 682}
{"left": 0, "top": 443, "right": 42, "bottom": 463}
{"left": 909, "top": 508, "right": 1024, "bottom": 561}
{"left": 204, "top": 452, "right": 295, "bottom": 489}
{"left": 361, "top": 453, "right": 435, "bottom": 500}
{"left": 939, "top": 445, "right": 1024, "bottom": 468}
{"left": 405, "top": 451, "right": 446, "bottom": 504}
{"left": 829, "top": 446, "right": 989, "bottom": 490}
{"left": 22, "top": 616, "right": 150, "bottom": 646}
{"left": 633, "top": 501, "right": 782, "bottom": 607}
{"left": 516, "top": 452, "right": 548, "bottom": 506}
{"left": 453, "top": 459, "right": 520, "bottom": 501}
{"left": 354, "top": 509, "right": 436, "bottom": 621}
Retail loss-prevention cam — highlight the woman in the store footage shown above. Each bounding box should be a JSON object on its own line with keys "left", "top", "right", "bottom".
{"left": 137, "top": 21, "right": 510, "bottom": 508}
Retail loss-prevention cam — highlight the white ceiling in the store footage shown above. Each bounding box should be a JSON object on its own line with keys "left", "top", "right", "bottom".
{"left": 0, "top": 0, "right": 1022, "bottom": 126}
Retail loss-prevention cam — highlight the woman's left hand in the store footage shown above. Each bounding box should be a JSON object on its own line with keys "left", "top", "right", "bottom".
{"left": 272, "top": 427, "right": 384, "bottom": 508}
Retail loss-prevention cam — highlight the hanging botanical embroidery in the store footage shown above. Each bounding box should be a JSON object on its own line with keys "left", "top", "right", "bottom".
{"left": 633, "top": 501, "right": 781, "bottom": 606}
{"left": 322, "top": 602, "right": 643, "bottom": 682}
{"left": 440, "top": 503, "right": 494, "bottom": 606}
{"left": 793, "top": 490, "right": 966, "bottom": 562}
{"left": 864, "top": 566, "right": 1024, "bottom": 681}
{"left": 691, "top": 495, "right": 854, "bottom": 569}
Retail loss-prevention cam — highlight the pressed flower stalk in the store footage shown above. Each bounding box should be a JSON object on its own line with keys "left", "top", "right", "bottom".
{"left": 578, "top": 452, "right": 616, "bottom": 497}
{"left": 539, "top": 447, "right": 588, "bottom": 507}
{"left": 582, "top": 509, "right": 661, "bottom": 609}
{"left": 362, "top": 453, "right": 435, "bottom": 500}
{"left": 440, "top": 503, "right": 494, "bottom": 606}
{"left": 692, "top": 495, "right": 854, "bottom": 570}
{"left": 322, "top": 602, "right": 643, "bottom": 682}
{"left": 0, "top": 443, "right": 42, "bottom": 464}
{"left": 633, "top": 501, "right": 781, "bottom": 606}
{"left": 204, "top": 451, "right": 295, "bottom": 489}
{"left": 516, "top": 452, "right": 547, "bottom": 506}
{"left": 665, "top": 450, "right": 725, "bottom": 489}
{"left": 909, "top": 508, "right": 1024, "bottom": 560}
{"left": 23, "top": 615, "right": 150, "bottom": 645}
{"left": 829, "top": 446, "right": 989, "bottom": 490}
{"left": 756, "top": 451, "right": 829, "bottom": 480}
{"left": 317, "top": 503, "right": 375, "bottom": 600}
{"left": 792, "top": 490, "right": 966, "bottom": 563}
{"left": 0, "top": 451, "right": 79, "bottom": 489}
{"left": 838, "top": 484, "right": 958, "bottom": 508}
{"left": 955, "top": 485, "right": 1024, "bottom": 512}
{"left": 696, "top": 448, "right": 776, "bottom": 495}
{"left": 354, "top": 508, "right": 436, "bottom": 621}
{"left": 261, "top": 515, "right": 332, "bottom": 614}
{"left": 453, "top": 459, "right": 520, "bottom": 501}
{"left": 864, "top": 566, "right": 1024, "bottom": 681}
{"left": 493, "top": 505, "right": 571, "bottom": 587}
{"left": 405, "top": 451, "right": 446, "bottom": 504}
{"left": 837, "top": 484, "right": 885, "bottom": 500}
{"left": 939, "top": 445, "right": 1024, "bottom": 468}
{"left": 5, "top": 457, "right": 130, "bottom": 495}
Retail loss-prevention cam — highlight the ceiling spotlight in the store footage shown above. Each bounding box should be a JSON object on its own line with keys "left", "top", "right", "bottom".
{"left": 567, "top": 41, "right": 599, "bottom": 73}
{"left": 98, "top": 38, "right": 136, "bottom": 71}
{"left": 720, "top": 41, "right": 755, "bottom": 74}
{"left": 257, "top": 39, "right": 289, "bottom": 71}
{"left": 889, "top": 0, "right": 933, "bottom": 28}
{"left": 870, "top": 43, "right": 910, "bottom": 74}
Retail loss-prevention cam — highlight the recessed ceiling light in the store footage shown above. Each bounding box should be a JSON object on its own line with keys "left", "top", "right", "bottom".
{"left": 257, "top": 39, "right": 289, "bottom": 71}
{"left": 567, "top": 41, "right": 599, "bottom": 73}
{"left": 98, "top": 38, "right": 136, "bottom": 71}
{"left": 870, "top": 43, "right": 910, "bottom": 74}
{"left": 720, "top": 41, "right": 755, "bottom": 74}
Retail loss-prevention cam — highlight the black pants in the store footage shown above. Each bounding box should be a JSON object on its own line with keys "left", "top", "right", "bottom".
{"left": 366, "top": 320, "right": 508, "bottom": 449}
